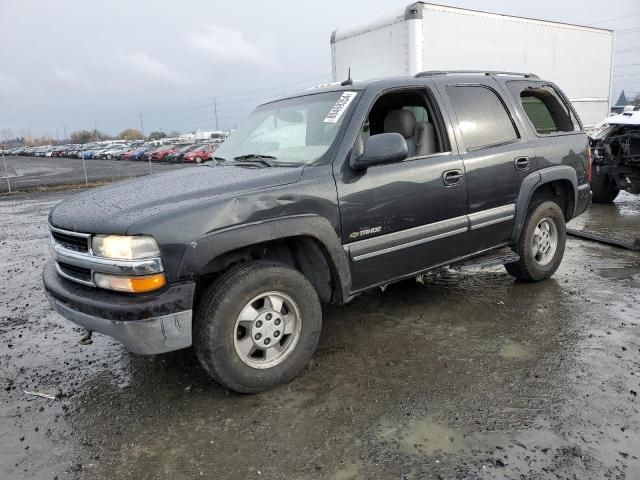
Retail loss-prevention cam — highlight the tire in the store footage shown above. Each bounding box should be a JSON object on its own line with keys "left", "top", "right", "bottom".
{"left": 195, "top": 156, "right": 202, "bottom": 164}
{"left": 505, "top": 200, "right": 566, "bottom": 282}
{"left": 106, "top": 154, "right": 112, "bottom": 160}
{"left": 194, "top": 261, "right": 322, "bottom": 393}
{"left": 591, "top": 171, "right": 619, "bottom": 203}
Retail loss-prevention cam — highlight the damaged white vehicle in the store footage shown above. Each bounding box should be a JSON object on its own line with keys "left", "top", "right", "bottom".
{"left": 589, "top": 107, "right": 640, "bottom": 202}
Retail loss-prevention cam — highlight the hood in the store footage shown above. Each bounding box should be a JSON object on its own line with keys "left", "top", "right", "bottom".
{"left": 49, "top": 165, "right": 303, "bottom": 234}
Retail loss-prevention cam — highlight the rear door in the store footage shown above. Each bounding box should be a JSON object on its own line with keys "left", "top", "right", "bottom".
{"left": 435, "top": 78, "right": 535, "bottom": 250}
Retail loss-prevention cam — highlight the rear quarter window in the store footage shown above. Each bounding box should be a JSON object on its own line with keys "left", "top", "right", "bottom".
{"left": 446, "top": 85, "right": 519, "bottom": 151}
{"left": 508, "top": 82, "right": 580, "bottom": 135}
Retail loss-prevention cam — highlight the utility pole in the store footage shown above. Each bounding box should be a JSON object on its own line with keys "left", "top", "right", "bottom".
{"left": 138, "top": 111, "right": 152, "bottom": 174}
{"left": 94, "top": 121, "right": 98, "bottom": 142}
{"left": 138, "top": 111, "right": 145, "bottom": 140}
{"left": 55, "top": 129, "right": 60, "bottom": 145}
{"left": 63, "top": 125, "right": 67, "bottom": 144}
{"left": 213, "top": 97, "right": 219, "bottom": 131}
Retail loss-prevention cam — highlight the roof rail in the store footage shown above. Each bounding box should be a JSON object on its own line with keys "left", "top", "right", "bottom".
{"left": 415, "top": 70, "right": 539, "bottom": 79}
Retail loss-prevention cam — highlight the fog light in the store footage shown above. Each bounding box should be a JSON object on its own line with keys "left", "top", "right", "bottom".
{"left": 94, "top": 273, "right": 166, "bottom": 293}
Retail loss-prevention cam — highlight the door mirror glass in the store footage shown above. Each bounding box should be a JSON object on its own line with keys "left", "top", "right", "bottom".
{"left": 351, "top": 133, "right": 408, "bottom": 170}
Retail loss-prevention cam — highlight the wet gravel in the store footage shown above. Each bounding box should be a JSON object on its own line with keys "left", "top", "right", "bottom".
{"left": 1, "top": 190, "right": 639, "bottom": 479}
{"left": 0, "top": 156, "right": 189, "bottom": 193}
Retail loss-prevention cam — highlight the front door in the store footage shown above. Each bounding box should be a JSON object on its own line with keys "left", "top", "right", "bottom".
{"left": 334, "top": 86, "right": 468, "bottom": 292}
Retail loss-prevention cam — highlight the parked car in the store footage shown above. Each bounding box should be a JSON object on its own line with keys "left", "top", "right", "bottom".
{"left": 44, "top": 72, "right": 591, "bottom": 393}
{"left": 589, "top": 107, "right": 640, "bottom": 202}
{"left": 149, "top": 144, "right": 187, "bottom": 162}
{"left": 165, "top": 144, "right": 198, "bottom": 163}
{"left": 130, "top": 146, "right": 149, "bottom": 161}
{"left": 183, "top": 144, "right": 218, "bottom": 163}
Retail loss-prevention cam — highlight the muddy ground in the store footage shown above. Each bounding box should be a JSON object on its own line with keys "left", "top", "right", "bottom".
{"left": 1, "top": 190, "right": 639, "bottom": 479}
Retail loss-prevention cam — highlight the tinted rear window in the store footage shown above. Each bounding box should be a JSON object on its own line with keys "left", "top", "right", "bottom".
{"left": 447, "top": 85, "right": 519, "bottom": 151}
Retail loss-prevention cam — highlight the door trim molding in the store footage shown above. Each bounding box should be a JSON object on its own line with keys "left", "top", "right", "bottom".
{"left": 345, "top": 204, "right": 515, "bottom": 262}
{"left": 468, "top": 204, "right": 515, "bottom": 230}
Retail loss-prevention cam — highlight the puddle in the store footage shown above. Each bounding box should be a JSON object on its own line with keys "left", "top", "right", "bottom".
{"left": 379, "top": 416, "right": 464, "bottom": 455}
{"left": 500, "top": 341, "right": 534, "bottom": 360}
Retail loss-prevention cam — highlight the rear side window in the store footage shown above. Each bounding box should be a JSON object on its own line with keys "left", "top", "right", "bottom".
{"left": 447, "top": 85, "right": 519, "bottom": 151}
{"left": 508, "top": 82, "right": 579, "bottom": 134}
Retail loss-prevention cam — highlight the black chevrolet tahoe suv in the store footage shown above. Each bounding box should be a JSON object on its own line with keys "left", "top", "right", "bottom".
{"left": 44, "top": 71, "right": 591, "bottom": 393}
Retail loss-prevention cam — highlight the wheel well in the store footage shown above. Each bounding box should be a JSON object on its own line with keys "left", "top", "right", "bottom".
{"left": 195, "top": 236, "right": 338, "bottom": 305}
{"left": 529, "top": 180, "right": 574, "bottom": 220}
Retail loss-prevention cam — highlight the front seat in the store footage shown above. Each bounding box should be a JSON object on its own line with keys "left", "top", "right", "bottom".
{"left": 414, "top": 121, "right": 437, "bottom": 156}
{"left": 383, "top": 109, "right": 418, "bottom": 157}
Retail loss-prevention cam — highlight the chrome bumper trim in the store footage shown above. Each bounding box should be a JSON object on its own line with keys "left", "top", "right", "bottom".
{"left": 47, "top": 294, "right": 192, "bottom": 354}
{"left": 51, "top": 242, "right": 164, "bottom": 276}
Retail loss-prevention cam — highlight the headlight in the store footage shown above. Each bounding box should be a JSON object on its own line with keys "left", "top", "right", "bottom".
{"left": 91, "top": 235, "right": 160, "bottom": 260}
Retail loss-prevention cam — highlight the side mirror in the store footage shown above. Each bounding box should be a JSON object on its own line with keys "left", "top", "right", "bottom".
{"left": 351, "top": 132, "right": 408, "bottom": 170}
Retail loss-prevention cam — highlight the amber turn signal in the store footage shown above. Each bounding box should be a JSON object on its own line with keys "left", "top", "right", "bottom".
{"left": 93, "top": 273, "right": 167, "bottom": 293}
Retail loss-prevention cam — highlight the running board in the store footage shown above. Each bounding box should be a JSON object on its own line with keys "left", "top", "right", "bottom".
{"left": 451, "top": 247, "right": 520, "bottom": 270}
{"left": 567, "top": 228, "right": 640, "bottom": 251}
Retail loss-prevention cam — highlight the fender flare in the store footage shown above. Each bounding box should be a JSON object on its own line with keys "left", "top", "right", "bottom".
{"left": 511, "top": 165, "right": 578, "bottom": 242}
{"left": 178, "top": 214, "right": 351, "bottom": 303}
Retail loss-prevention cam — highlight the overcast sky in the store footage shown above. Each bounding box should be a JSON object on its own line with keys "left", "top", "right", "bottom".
{"left": 0, "top": 0, "right": 638, "bottom": 139}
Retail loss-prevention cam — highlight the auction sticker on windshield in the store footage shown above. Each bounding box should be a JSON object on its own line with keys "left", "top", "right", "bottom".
{"left": 324, "top": 92, "right": 358, "bottom": 123}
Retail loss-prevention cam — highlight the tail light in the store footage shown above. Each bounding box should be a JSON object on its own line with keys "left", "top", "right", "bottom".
{"left": 586, "top": 146, "right": 592, "bottom": 183}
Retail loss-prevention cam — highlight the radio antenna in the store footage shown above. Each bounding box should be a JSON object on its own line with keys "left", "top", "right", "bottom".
{"left": 341, "top": 68, "right": 353, "bottom": 86}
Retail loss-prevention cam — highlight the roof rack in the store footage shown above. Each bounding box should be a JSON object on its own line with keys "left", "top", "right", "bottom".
{"left": 415, "top": 70, "right": 539, "bottom": 79}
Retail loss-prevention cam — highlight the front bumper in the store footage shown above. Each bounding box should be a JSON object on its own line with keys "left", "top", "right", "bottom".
{"left": 43, "top": 260, "right": 195, "bottom": 354}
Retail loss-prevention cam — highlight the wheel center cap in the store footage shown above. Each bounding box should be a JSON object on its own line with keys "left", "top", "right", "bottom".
{"left": 251, "top": 311, "right": 283, "bottom": 348}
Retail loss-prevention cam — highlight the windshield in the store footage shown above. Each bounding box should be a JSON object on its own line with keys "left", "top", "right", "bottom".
{"left": 215, "top": 90, "right": 359, "bottom": 165}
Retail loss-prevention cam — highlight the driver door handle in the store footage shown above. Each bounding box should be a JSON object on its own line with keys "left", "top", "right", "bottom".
{"left": 442, "top": 169, "right": 463, "bottom": 186}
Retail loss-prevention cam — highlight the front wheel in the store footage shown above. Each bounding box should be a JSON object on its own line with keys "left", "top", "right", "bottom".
{"left": 505, "top": 201, "right": 566, "bottom": 282}
{"left": 195, "top": 156, "right": 202, "bottom": 164}
{"left": 194, "top": 261, "right": 322, "bottom": 393}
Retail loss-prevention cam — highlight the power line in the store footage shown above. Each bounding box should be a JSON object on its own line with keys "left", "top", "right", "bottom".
{"left": 616, "top": 46, "right": 640, "bottom": 54}
{"left": 141, "top": 74, "right": 329, "bottom": 114}
{"left": 617, "top": 27, "right": 640, "bottom": 35}
{"left": 587, "top": 12, "right": 640, "bottom": 25}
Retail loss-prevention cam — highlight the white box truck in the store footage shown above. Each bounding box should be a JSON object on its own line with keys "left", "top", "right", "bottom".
{"left": 331, "top": 2, "right": 614, "bottom": 127}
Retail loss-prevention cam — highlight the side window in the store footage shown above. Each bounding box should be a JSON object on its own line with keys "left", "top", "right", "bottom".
{"left": 446, "top": 85, "right": 519, "bottom": 151}
{"left": 508, "top": 82, "right": 579, "bottom": 134}
{"left": 354, "top": 88, "right": 449, "bottom": 160}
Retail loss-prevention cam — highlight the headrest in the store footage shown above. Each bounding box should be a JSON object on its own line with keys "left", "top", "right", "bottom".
{"left": 384, "top": 110, "right": 416, "bottom": 139}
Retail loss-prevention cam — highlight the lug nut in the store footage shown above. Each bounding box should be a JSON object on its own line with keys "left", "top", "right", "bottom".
{"left": 255, "top": 320, "right": 262, "bottom": 328}
{"left": 255, "top": 333, "right": 262, "bottom": 340}
{"left": 274, "top": 331, "right": 280, "bottom": 338}
{"left": 264, "top": 338, "right": 271, "bottom": 345}
{"left": 274, "top": 318, "right": 281, "bottom": 326}
{"left": 266, "top": 313, "right": 272, "bottom": 321}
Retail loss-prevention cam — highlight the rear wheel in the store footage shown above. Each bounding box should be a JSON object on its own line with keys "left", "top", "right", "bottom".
{"left": 505, "top": 200, "right": 566, "bottom": 282}
{"left": 591, "top": 171, "right": 619, "bottom": 203}
{"left": 194, "top": 261, "right": 322, "bottom": 393}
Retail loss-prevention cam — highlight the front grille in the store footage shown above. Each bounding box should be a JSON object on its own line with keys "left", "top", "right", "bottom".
{"left": 51, "top": 230, "right": 89, "bottom": 252}
{"left": 58, "top": 262, "right": 92, "bottom": 283}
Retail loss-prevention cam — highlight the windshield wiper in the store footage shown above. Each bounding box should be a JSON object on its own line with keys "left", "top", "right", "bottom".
{"left": 233, "top": 154, "right": 278, "bottom": 167}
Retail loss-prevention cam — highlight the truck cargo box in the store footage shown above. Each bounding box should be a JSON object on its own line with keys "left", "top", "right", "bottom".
{"left": 331, "top": 2, "right": 614, "bottom": 127}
